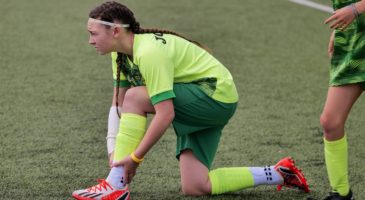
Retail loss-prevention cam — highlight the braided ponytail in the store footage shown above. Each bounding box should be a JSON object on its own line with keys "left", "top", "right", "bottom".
{"left": 115, "top": 54, "right": 122, "bottom": 118}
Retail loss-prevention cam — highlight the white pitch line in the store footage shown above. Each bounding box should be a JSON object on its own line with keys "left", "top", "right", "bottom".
{"left": 289, "top": 0, "right": 333, "bottom": 13}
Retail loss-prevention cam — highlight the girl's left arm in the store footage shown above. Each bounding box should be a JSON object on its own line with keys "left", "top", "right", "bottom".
{"left": 113, "top": 99, "right": 175, "bottom": 183}
{"left": 133, "top": 99, "right": 175, "bottom": 159}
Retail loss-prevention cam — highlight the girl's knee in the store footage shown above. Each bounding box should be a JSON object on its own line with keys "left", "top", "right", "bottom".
{"left": 123, "top": 87, "right": 148, "bottom": 103}
{"left": 122, "top": 87, "right": 154, "bottom": 113}
{"left": 320, "top": 113, "right": 345, "bottom": 141}
{"left": 320, "top": 114, "right": 343, "bottom": 132}
{"left": 180, "top": 180, "right": 211, "bottom": 196}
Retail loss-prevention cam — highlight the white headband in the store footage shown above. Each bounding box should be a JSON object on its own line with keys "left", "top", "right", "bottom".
{"left": 89, "top": 18, "right": 130, "bottom": 28}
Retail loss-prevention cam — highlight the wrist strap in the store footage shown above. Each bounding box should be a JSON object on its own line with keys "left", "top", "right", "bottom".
{"left": 131, "top": 152, "right": 144, "bottom": 164}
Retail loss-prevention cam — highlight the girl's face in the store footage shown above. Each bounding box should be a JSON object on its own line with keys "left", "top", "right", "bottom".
{"left": 87, "top": 19, "right": 115, "bottom": 55}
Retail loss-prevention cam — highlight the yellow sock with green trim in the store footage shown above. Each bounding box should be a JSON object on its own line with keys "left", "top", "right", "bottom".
{"left": 208, "top": 167, "right": 254, "bottom": 195}
{"left": 114, "top": 113, "right": 147, "bottom": 161}
{"left": 324, "top": 136, "right": 349, "bottom": 196}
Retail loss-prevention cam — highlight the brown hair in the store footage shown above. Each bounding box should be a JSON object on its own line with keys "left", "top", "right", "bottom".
{"left": 89, "top": 1, "right": 209, "bottom": 117}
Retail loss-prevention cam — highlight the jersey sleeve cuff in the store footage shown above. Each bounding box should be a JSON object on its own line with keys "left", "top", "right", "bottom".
{"left": 151, "top": 90, "right": 176, "bottom": 105}
{"left": 113, "top": 80, "right": 131, "bottom": 87}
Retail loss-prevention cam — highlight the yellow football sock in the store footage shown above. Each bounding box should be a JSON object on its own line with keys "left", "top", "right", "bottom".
{"left": 114, "top": 113, "right": 147, "bottom": 161}
{"left": 208, "top": 167, "right": 254, "bottom": 195}
{"left": 324, "top": 136, "right": 349, "bottom": 196}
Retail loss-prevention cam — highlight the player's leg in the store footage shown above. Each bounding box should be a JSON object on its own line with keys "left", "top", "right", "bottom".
{"left": 176, "top": 104, "right": 308, "bottom": 195}
{"left": 179, "top": 149, "right": 211, "bottom": 195}
{"left": 179, "top": 148, "right": 309, "bottom": 196}
{"left": 174, "top": 83, "right": 255, "bottom": 195}
{"left": 179, "top": 133, "right": 310, "bottom": 196}
{"left": 179, "top": 148, "right": 275, "bottom": 196}
{"left": 320, "top": 84, "right": 362, "bottom": 140}
{"left": 73, "top": 86, "right": 154, "bottom": 200}
{"left": 320, "top": 84, "right": 362, "bottom": 198}
{"left": 174, "top": 83, "right": 308, "bottom": 196}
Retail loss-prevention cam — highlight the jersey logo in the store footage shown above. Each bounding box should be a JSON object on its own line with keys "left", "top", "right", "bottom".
{"left": 154, "top": 33, "right": 166, "bottom": 44}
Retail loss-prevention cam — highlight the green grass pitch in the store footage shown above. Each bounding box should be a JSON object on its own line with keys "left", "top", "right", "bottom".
{"left": 1, "top": 0, "right": 364, "bottom": 199}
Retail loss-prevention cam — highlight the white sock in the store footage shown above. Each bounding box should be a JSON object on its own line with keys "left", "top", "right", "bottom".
{"left": 249, "top": 166, "right": 283, "bottom": 186}
{"left": 106, "top": 166, "right": 125, "bottom": 189}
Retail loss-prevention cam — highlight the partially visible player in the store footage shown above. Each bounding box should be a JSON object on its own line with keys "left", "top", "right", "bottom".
{"left": 321, "top": 0, "right": 365, "bottom": 199}
{"left": 72, "top": 1, "right": 310, "bottom": 199}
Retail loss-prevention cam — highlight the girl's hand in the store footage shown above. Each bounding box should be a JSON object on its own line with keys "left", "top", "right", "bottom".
{"left": 328, "top": 31, "right": 335, "bottom": 58}
{"left": 113, "top": 156, "right": 139, "bottom": 184}
{"left": 324, "top": 5, "right": 357, "bottom": 30}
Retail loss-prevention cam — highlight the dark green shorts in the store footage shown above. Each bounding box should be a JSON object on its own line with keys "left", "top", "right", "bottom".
{"left": 172, "top": 83, "right": 237, "bottom": 169}
{"left": 359, "top": 82, "right": 365, "bottom": 90}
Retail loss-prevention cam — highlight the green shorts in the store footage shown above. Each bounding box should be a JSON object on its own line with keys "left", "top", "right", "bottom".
{"left": 359, "top": 82, "right": 365, "bottom": 90}
{"left": 172, "top": 83, "right": 237, "bottom": 169}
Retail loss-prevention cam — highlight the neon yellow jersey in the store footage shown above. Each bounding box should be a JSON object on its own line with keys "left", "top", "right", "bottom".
{"left": 111, "top": 33, "right": 238, "bottom": 105}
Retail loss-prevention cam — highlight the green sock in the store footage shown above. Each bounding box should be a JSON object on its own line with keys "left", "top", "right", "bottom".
{"left": 114, "top": 113, "right": 147, "bottom": 161}
{"left": 208, "top": 167, "right": 254, "bottom": 195}
{"left": 324, "top": 136, "right": 349, "bottom": 196}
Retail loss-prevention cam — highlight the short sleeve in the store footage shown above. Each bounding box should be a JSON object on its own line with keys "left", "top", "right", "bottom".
{"left": 137, "top": 46, "right": 175, "bottom": 104}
